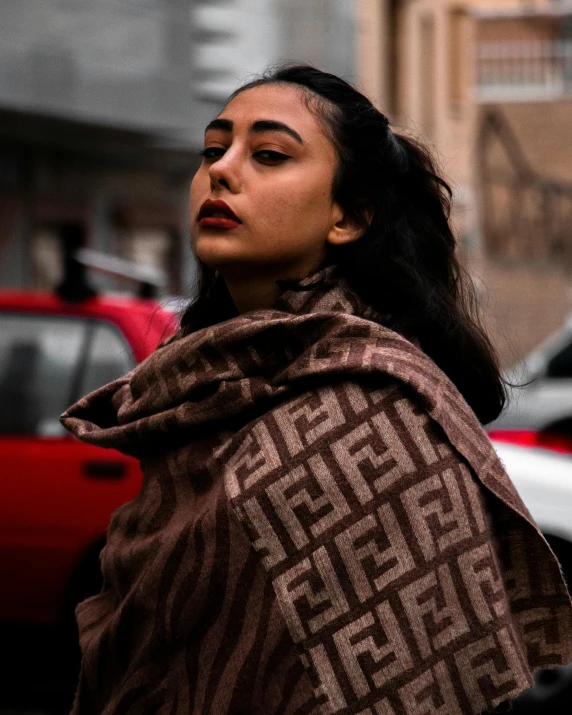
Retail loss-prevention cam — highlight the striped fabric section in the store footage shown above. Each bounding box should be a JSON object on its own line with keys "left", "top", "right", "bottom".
{"left": 70, "top": 450, "right": 316, "bottom": 715}
{"left": 218, "top": 378, "right": 563, "bottom": 713}
{"left": 60, "top": 263, "right": 572, "bottom": 714}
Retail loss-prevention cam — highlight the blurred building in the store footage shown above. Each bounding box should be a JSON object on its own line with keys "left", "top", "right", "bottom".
{"left": 475, "top": 2, "right": 572, "bottom": 363}
{"left": 354, "top": 0, "right": 572, "bottom": 364}
{"left": 355, "top": 0, "right": 476, "bottom": 247}
{"left": 0, "top": 0, "right": 356, "bottom": 296}
{"left": 4, "top": 0, "right": 570, "bottom": 360}
{"left": 0, "top": 0, "right": 200, "bottom": 295}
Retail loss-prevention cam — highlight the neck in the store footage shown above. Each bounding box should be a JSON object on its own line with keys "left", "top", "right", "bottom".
{"left": 220, "top": 258, "right": 329, "bottom": 314}
{"left": 224, "top": 275, "right": 283, "bottom": 314}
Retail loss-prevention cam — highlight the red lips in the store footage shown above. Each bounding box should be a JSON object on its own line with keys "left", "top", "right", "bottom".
{"left": 197, "top": 199, "right": 241, "bottom": 229}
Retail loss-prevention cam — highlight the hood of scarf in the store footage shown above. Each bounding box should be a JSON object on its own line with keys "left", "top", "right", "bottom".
{"left": 61, "top": 263, "right": 527, "bottom": 523}
{"left": 60, "top": 264, "right": 389, "bottom": 456}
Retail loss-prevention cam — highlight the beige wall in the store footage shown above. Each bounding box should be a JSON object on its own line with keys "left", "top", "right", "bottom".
{"left": 356, "top": 0, "right": 479, "bottom": 246}
{"left": 477, "top": 16, "right": 558, "bottom": 42}
{"left": 354, "top": 0, "right": 572, "bottom": 363}
{"left": 355, "top": 0, "right": 387, "bottom": 109}
{"left": 474, "top": 0, "right": 548, "bottom": 6}
{"left": 354, "top": 0, "right": 558, "bottom": 249}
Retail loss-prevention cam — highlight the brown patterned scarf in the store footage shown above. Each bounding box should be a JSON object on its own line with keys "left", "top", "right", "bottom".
{"left": 61, "top": 264, "right": 572, "bottom": 715}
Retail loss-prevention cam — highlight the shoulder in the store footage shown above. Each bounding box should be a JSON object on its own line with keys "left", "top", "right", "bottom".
{"left": 264, "top": 378, "right": 456, "bottom": 487}
{"left": 218, "top": 316, "right": 532, "bottom": 528}
{"left": 214, "top": 379, "right": 541, "bottom": 710}
{"left": 221, "top": 376, "right": 456, "bottom": 469}
{"left": 214, "top": 378, "right": 572, "bottom": 714}
{"left": 215, "top": 378, "right": 488, "bottom": 553}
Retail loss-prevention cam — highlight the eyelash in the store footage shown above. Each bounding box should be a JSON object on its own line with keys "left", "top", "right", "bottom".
{"left": 199, "top": 148, "right": 291, "bottom": 164}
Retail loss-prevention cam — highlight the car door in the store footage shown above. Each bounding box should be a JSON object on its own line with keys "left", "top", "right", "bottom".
{"left": 497, "top": 336, "right": 572, "bottom": 429}
{"left": 529, "top": 340, "right": 572, "bottom": 424}
{"left": 0, "top": 312, "right": 141, "bottom": 623}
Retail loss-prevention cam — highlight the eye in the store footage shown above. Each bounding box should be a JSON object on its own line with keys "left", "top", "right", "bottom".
{"left": 200, "top": 147, "right": 226, "bottom": 161}
{"left": 253, "top": 150, "right": 291, "bottom": 165}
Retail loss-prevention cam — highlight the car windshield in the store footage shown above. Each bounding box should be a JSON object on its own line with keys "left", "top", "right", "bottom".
{"left": 0, "top": 314, "right": 134, "bottom": 437}
{"left": 493, "top": 322, "right": 572, "bottom": 431}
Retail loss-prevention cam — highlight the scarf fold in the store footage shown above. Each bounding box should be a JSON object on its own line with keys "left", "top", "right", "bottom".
{"left": 61, "top": 264, "right": 572, "bottom": 715}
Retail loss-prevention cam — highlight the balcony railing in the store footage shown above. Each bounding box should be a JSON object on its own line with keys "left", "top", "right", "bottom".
{"left": 476, "top": 39, "right": 572, "bottom": 101}
{"left": 479, "top": 109, "right": 572, "bottom": 267}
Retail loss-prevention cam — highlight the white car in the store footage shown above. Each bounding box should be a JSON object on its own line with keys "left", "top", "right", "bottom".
{"left": 488, "top": 312, "right": 572, "bottom": 575}
{"left": 492, "top": 312, "right": 572, "bottom": 431}
{"left": 490, "top": 438, "right": 572, "bottom": 579}
{"left": 487, "top": 440, "right": 572, "bottom": 709}
{"left": 486, "top": 320, "right": 572, "bottom": 709}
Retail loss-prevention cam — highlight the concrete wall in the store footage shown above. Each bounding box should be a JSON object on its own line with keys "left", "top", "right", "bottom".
{"left": 0, "top": 1, "right": 360, "bottom": 292}
{"left": 477, "top": 17, "right": 558, "bottom": 42}
{"left": 192, "top": 0, "right": 356, "bottom": 120}
{"left": 0, "top": 0, "right": 196, "bottom": 144}
{"left": 0, "top": 0, "right": 358, "bottom": 147}
{"left": 383, "top": 0, "right": 478, "bottom": 249}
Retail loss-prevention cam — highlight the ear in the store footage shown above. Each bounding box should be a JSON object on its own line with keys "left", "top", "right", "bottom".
{"left": 326, "top": 203, "right": 371, "bottom": 246}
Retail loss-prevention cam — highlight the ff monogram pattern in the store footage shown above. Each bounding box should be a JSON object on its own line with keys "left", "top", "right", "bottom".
{"left": 62, "top": 264, "right": 572, "bottom": 714}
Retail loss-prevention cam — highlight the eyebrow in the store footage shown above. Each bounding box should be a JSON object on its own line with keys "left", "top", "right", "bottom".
{"left": 204, "top": 118, "right": 304, "bottom": 144}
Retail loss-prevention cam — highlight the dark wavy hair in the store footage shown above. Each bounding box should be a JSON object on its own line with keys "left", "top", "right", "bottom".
{"left": 176, "top": 64, "right": 505, "bottom": 424}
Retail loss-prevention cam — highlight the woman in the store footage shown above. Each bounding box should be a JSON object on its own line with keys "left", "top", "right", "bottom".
{"left": 61, "top": 65, "right": 572, "bottom": 715}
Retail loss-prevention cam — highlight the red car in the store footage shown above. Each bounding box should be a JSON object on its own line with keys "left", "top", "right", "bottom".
{"left": 0, "top": 289, "right": 177, "bottom": 630}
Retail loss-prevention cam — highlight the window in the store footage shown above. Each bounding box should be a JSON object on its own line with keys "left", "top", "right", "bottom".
{"left": 31, "top": 228, "right": 62, "bottom": 290}
{"left": 448, "top": 8, "right": 469, "bottom": 111}
{"left": 0, "top": 315, "right": 135, "bottom": 436}
{"left": 0, "top": 315, "right": 86, "bottom": 436}
{"left": 419, "top": 14, "right": 437, "bottom": 138}
{"left": 78, "top": 323, "right": 134, "bottom": 397}
{"left": 547, "top": 340, "right": 572, "bottom": 378}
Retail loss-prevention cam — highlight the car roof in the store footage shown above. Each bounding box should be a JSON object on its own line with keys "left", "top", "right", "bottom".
{"left": 0, "top": 290, "right": 180, "bottom": 361}
{"left": 506, "top": 311, "right": 572, "bottom": 377}
{"left": 0, "top": 289, "right": 164, "bottom": 314}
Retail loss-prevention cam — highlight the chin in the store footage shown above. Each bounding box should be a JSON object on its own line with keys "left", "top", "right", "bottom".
{"left": 193, "top": 235, "right": 239, "bottom": 264}
{"left": 194, "top": 248, "right": 250, "bottom": 273}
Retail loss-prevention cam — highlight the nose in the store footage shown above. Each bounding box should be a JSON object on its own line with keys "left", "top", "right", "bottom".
{"left": 208, "top": 149, "right": 241, "bottom": 193}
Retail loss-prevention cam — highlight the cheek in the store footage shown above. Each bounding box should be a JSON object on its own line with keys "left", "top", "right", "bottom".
{"left": 257, "top": 175, "right": 333, "bottom": 241}
{"left": 189, "top": 174, "right": 207, "bottom": 245}
{"left": 189, "top": 170, "right": 207, "bottom": 219}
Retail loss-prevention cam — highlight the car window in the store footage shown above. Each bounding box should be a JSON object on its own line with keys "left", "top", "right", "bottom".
{"left": 0, "top": 315, "right": 135, "bottom": 437}
{"left": 546, "top": 339, "right": 572, "bottom": 378}
{"left": 78, "top": 322, "right": 135, "bottom": 397}
{"left": 0, "top": 314, "right": 87, "bottom": 436}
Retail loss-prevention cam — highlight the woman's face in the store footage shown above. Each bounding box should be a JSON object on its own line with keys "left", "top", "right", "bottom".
{"left": 190, "top": 83, "right": 354, "bottom": 280}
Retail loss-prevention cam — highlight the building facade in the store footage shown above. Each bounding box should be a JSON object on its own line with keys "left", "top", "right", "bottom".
{"left": 0, "top": 0, "right": 199, "bottom": 294}
{"left": 0, "top": 0, "right": 357, "bottom": 295}
{"left": 355, "top": 0, "right": 478, "bottom": 249}
{"left": 8, "top": 0, "right": 570, "bottom": 362}
{"left": 354, "top": 0, "right": 572, "bottom": 364}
